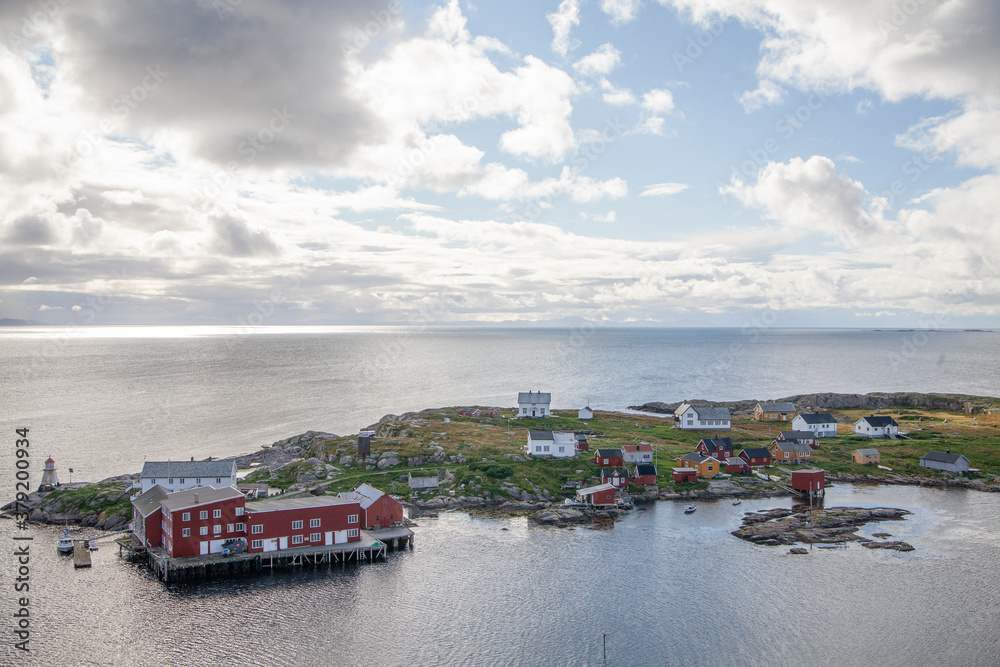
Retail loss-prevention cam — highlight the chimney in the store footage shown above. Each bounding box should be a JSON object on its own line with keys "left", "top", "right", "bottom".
{"left": 194, "top": 492, "right": 199, "bottom": 504}
{"left": 946, "top": 449, "right": 951, "bottom": 454}
{"left": 191, "top": 457, "right": 194, "bottom": 462}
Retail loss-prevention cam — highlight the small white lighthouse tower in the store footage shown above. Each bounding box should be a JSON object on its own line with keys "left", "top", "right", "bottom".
{"left": 39, "top": 456, "right": 59, "bottom": 492}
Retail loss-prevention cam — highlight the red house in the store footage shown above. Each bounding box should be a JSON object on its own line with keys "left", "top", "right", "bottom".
{"left": 724, "top": 457, "right": 750, "bottom": 474}
{"left": 244, "top": 496, "right": 362, "bottom": 553}
{"left": 790, "top": 469, "right": 825, "bottom": 494}
{"left": 697, "top": 438, "right": 734, "bottom": 461}
{"left": 633, "top": 464, "right": 657, "bottom": 485}
{"left": 594, "top": 448, "right": 624, "bottom": 467}
{"left": 338, "top": 483, "right": 403, "bottom": 529}
{"left": 576, "top": 483, "right": 616, "bottom": 506}
{"left": 159, "top": 486, "right": 247, "bottom": 558}
{"left": 601, "top": 468, "right": 630, "bottom": 488}
{"left": 738, "top": 447, "right": 772, "bottom": 468}
{"left": 131, "top": 485, "right": 169, "bottom": 550}
{"left": 672, "top": 467, "right": 698, "bottom": 483}
{"left": 574, "top": 432, "right": 590, "bottom": 452}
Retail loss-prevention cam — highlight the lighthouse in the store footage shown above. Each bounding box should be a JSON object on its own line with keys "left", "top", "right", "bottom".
{"left": 39, "top": 456, "right": 59, "bottom": 492}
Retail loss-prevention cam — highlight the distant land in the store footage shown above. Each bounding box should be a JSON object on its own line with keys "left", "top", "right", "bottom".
{"left": 0, "top": 318, "right": 45, "bottom": 326}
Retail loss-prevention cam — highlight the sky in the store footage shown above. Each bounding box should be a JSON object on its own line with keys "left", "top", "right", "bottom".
{"left": 1, "top": 0, "right": 998, "bottom": 327}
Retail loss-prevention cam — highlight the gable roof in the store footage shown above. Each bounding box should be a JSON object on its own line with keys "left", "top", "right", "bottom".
{"left": 772, "top": 440, "right": 813, "bottom": 455}
{"left": 339, "top": 483, "right": 387, "bottom": 510}
{"left": 634, "top": 464, "right": 657, "bottom": 476}
{"left": 698, "top": 438, "right": 733, "bottom": 452}
{"left": 601, "top": 468, "right": 629, "bottom": 479}
{"left": 740, "top": 447, "right": 771, "bottom": 459}
{"left": 528, "top": 429, "right": 554, "bottom": 441}
{"left": 679, "top": 452, "right": 711, "bottom": 464}
{"left": 160, "top": 485, "right": 244, "bottom": 512}
{"left": 857, "top": 416, "right": 899, "bottom": 427}
{"left": 757, "top": 402, "right": 796, "bottom": 412}
{"left": 853, "top": 448, "right": 880, "bottom": 456}
{"left": 132, "top": 485, "right": 169, "bottom": 517}
{"left": 623, "top": 443, "right": 654, "bottom": 453}
{"left": 725, "top": 457, "right": 747, "bottom": 466}
{"left": 518, "top": 392, "right": 551, "bottom": 404}
{"left": 247, "top": 495, "right": 358, "bottom": 513}
{"left": 595, "top": 448, "right": 623, "bottom": 457}
{"left": 920, "top": 451, "right": 968, "bottom": 464}
{"left": 577, "top": 483, "right": 616, "bottom": 496}
{"left": 691, "top": 406, "right": 731, "bottom": 420}
{"left": 797, "top": 413, "right": 836, "bottom": 424}
{"left": 140, "top": 460, "right": 236, "bottom": 480}
{"left": 779, "top": 431, "right": 814, "bottom": 441}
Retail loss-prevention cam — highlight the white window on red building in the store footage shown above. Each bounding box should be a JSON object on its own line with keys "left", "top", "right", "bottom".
{"left": 310, "top": 518, "right": 321, "bottom": 528}
{"left": 213, "top": 509, "right": 221, "bottom": 519}
{"left": 251, "top": 540, "right": 262, "bottom": 549}
{"left": 182, "top": 528, "right": 190, "bottom": 537}
{"left": 251, "top": 524, "right": 263, "bottom": 534}
{"left": 310, "top": 533, "right": 321, "bottom": 542}
{"left": 292, "top": 520, "right": 303, "bottom": 530}
{"left": 227, "top": 523, "right": 234, "bottom": 533}
{"left": 199, "top": 510, "right": 208, "bottom": 520}
{"left": 235, "top": 507, "right": 244, "bottom": 516}
{"left": 213, "top": 525, "right": 221, "bottom": 535}
{"left": 182, "top": 512, "right": 190, "bottom": 522}
{"left": 347, "top": 529, "right": 358, "bottom": 538}
{"left": 236, "top": 523, "right": 246, "bottom": 532}
{"left": 200, "top": 526, "right": 208, "bottom": 536}
{"left": 348, "top": 515, "right": 358, "bottom": 524}
{"left": 292, "top": 535, "right": 304, "bottom": 545}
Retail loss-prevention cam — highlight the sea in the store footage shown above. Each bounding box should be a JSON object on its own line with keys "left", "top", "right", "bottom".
{"left": 1, "top": 326, "right": 999, "bottom": 666}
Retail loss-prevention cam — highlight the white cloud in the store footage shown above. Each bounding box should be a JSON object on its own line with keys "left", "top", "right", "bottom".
{"left": 640, "top": 182, "right": 689, "bottom": 197}
{"left": 601, "top": 0, "right": 642, "bottom": 25}
{"left": 600, "top": 78, "right": 636, "bottom": 105}
{"left": 548, "top": 0, "right": 581, "bottom": 57}
{"left": 641, "top": 88, "right": 675, "bottom": 114}
{"left": 573, "top": 44, "right": 622, "bottom": 77}
{"left": 38, "top": 304, "right": 62, "bottom": 311}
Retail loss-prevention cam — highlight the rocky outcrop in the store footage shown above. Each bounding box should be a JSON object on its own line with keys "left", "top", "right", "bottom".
{"left": 629, "top": 392, "right": 998, "bottom": 415}
{"left": 732, "top": 506, "right": 912, "bottom": 548}
{"left": 232, "top": 430, "right": 339, "bottom": 470}
{"left": 2, "top": 477, "right": 136, "bottom": 531}
{"left": 531, "top": 506, "right": 623, "bottom": 527}
{"left": 829, "top": 472, "right": 1000, "bottom": 492}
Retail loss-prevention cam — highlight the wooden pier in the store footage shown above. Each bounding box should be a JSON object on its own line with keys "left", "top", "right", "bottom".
{"left": 73, "top": 540, "right": 92, "bottom": 568}
{"left": 127, "top": 528, "right": 413, "bottom": 582}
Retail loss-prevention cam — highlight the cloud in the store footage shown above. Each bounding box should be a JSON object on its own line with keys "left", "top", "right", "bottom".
{"left": 600, "top": 78, "right": 636, "bottom": 105}
{"left": 573, "top": 44, "right": 622, "bottom": 77}
{"left": 640, "top": 182, "right": 689, "bottom": 197}
{"left": 209, "top": 211, "right": 281, "bottom": 258}
{"left": 38, "top": 304, "right": 62, "bottom": 311}
{"left": 548, "top": 0, "right": 581, "bottom": 57}
{"left": 601, "top": 0, "right": 642, "bottom": 25}
{"left": 5, "top": 215, "right": 57, "bottom": 245}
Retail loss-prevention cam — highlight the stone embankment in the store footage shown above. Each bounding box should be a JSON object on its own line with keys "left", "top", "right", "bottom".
{"left": 732, "top": 506, "right": 914, "bottom": 551}
{"left": 828, "top": 472, "right": 1000, "bottom": 492}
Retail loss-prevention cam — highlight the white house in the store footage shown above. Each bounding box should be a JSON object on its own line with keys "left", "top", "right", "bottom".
{"left": 518, "top": 391, "right": 551, "bottom": 418}
{"left": 674, "top": 403, "right": 731, "bottom": 430}
{"left": 578, "top": 405, "right": 594, "bottom": 420}
{"left": 919, "top": 451, "right": 970, "bottom": 474}
{"left": 525, "top": 430, "right": 577, "bottom": 458}
{"left": 854, "top": 416, "right": 899, "bottom": 438}
{"left": 622, "top": 443, "right": 654, "bottom": 464}
{"left": 792, "top": 413, "right": 838, "bottom": 437}
{"left": 138, "top": 460, "right": 237, "bottom": 494}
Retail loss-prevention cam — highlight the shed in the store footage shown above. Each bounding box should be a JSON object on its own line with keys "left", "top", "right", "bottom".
{"left": 633, "top": 464, "right": 657, "bottom": 485}
{"left": 576, "top": 483, "right": 617, "bottom": 506}
{"left": 578, "top": 406, "right": 594, "bottom": 420}
{"left": 852, "top": 449, "right": 880, "bottom": 465}
{"left": 919, "top": 451, "right": 970, "bottom": 474}
{"left": 790, "top": 469, "right": 825, "bottom": 494}
{"left": 672, "top": 467, "right": 698, "bottom": 483}
{"left": 724, "top": 457, "right": 750, "bottom": 474}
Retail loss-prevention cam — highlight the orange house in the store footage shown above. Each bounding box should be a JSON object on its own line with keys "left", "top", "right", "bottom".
{"left": 753, "top": 402, "right": 797, "bottom": 422}
{"left": 674, "top": 454, "right": 719, "bottom": 478}
{"left": 768, "top": 440, "right": 813, "bottom": 463}
{"left": 852, "top": 449, "right": 880, "bottom": 465}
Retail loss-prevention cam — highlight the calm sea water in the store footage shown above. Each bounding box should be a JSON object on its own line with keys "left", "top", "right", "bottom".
{"left": 0, "top": 326, "right": 997, "bottom": 480}
{"left": 1, "top": 483, "right": 998, "bottom": 666}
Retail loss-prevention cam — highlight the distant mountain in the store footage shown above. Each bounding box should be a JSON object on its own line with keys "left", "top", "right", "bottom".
{"left": 0, "top": 318, "right": 46, "bottom": 326}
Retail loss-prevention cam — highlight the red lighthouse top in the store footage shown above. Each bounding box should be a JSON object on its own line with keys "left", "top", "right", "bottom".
{"left": 46, "top": 457, "right": 55, "bottom": 464}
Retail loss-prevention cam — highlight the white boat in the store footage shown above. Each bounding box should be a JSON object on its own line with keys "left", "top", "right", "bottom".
{"left": 684, "top": 505, "right": 696, "bottom": 514}
{"left": 57, "top": 528, "right": 74, "bottom": 554}
{"left": 732, "top": 499, "right": 742, "bottom": 506}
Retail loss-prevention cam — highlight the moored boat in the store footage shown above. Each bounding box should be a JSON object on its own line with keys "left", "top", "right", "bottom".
{"left": 57, "top": 528, "right": 74, "bottom": 554}
{"left": 684, "top": 505, "right": 696, "bottom": 514}
{"left": 733, "top": 499, "right": 742, "bottom": 506}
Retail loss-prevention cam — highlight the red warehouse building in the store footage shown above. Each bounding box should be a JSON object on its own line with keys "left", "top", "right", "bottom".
{"left": 159, "top": 486, "right": 248, "bottom": 558}
{"left": 132, "top": 486, "right": 169, "bottom": 550}
{"left": 594, "top": 448, "right": 624, "bottom": 467}
{"left": 244, "top": 496, "right": 362, "bottom": 553}
{"left": 338, "top": 483, "right": 403, "bottom": 529}
{"left": 790, "top": 469, "right": 826, "bottom": 494}
{"left": 576, "top": 483, "right": 617, "bottom": 506}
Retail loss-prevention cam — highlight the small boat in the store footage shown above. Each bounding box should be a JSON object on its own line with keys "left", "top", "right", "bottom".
{"left": 88, "top": 540, "right": 99, "bottom": 551}
{"left": 684, "top": 505, "right": 696, "bottom": 514}
{"left": 732, "top": 499, "right": 742, "bottom": 506}
{"left": 57, "top": 528, "right": 74, "bottom": 554}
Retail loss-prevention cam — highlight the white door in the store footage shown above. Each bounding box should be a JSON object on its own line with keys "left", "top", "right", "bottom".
{"left": 279, "top": 536, "right": 288, "bottom": 550}
{"left": 209, "top": 539, "right": 225, "bottom": 554}
{"left": 263, "top": 538, "right": 278, "bottom": 553}
{"left": 325, "top": 531, "right": 333, "bottom": 546}
{"left": 199, "top": 541, "right": 209, "bottom": 555}
{"left": 334, "top": 530, "right": 347, "bottom": 544}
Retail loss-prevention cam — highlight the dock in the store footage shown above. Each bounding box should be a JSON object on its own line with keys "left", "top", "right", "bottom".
{"left": 129, "top": 528, "right": 414, "bottom": 582}
{"left": 73, "top": 540, "right": 92, "bottom": 568}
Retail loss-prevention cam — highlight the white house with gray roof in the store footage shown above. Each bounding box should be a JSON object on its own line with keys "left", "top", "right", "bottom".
{"left": 139, "top": 459, "right": 238, "bottom": 494}
{"left": 792, "top": 413, "right": 838, "bottom": 437}
{"left": 518, "top": 391, "right": 551, "bottom": 418}
{"left": 919, "top": 451, "right": 970, "bottom": 474}
{"left": 674, "top": 403, "right": 731, "bottom": 430}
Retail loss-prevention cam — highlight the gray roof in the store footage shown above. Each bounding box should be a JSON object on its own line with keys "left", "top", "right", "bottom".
{"left": 921, "top": 451, "right": 968, "bottom": 464}
{"left": 772, "top": 440, "right": 813, "bottom": 455}
{"left": 797, "top": 413, "right": 836, "bottom": 424}
{"left": 518, "top": 392, "right": 551, "bottom": 404}
{"left": 758, "top": 402, "right": 796, "bottom": 412}
{"left": 577, "top": 483, "right": 615, "bottom": 496}
{"left": 692, "top": 406, "right": 731, "bottom": 420}
{"left": 699, "top": 438, "right": 733, "bottom": 452}
{"left": 779, "top": 431, "right": 815, "bottom": 440}
{"left": 858, "top": 416, "right": 899, "bottom": 427}
{"left": 528, "top": 429, "right": 555, "bottom": 440}
{"left": 132, "top": 485, "right": 169, "bottom": 517}
{"left": 160, "top": 485, "right": 244, "bottom": 512}
{"left": 634, "top": 464, "right": 657, "bottom": 476}
{"left": 853, "top": 448, "right": 880, "bottom": 456}
{"left": 679, "top": 452, "right": 711, "bottom": 464}
{"left": 740, "top": 447, "right": 772, "bottom": 459}
{"left": 595, "top": 448, "right": 623, "bottom": 457}
{"left": 246, "top": 495, "right": 357, "bottom": 513}
{"left": 140, "top": 460, "right": 236, "bottom": 479}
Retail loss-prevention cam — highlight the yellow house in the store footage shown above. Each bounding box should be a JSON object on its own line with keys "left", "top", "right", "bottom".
{"left": 675, "top": 454, "right": 719, "bottom": 478}
{"left": 753, "top": 402, "right": 797, "bottom": 422}
{"left": 852, "top": 448, "right": 880, "bottom": 465}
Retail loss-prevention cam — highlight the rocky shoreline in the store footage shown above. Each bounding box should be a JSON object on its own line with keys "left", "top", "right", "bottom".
{"left": 732, "top": 506, "right": 914, "bottom": 551}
